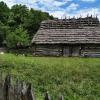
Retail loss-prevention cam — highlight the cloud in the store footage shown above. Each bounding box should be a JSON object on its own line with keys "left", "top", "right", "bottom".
{"left": 32, "top": 0, "right": 67, "bottom": 7}
{"left": 0, "top": 0, "right": 72, "bottom": 11}
{"left": 49, "top": 7, "right": 100, "bottom": 20}
{"left": 48, "top": 3, "right": 79, "bottom": 18}
{"left": 0, "top": 0, "right": 16, "bottom": 8}
{"left": 66, "top": 3, "right": 79, "bottom": 12}
{"left": 22, "top": 0, "right": 64, "bottom": 12}
{"left": 74, "top": 8, "right": 100, "bottom": 19}
{"left": 63, "top": 0, "right": 73, "bottom": 2}
{"left": 80, "top": 0, "right": 96, "bottom": 2}
{"left": 49, "top": 11, "right": 66, "bottom": 19}
{"left": 52, "top": 1, "right": 66, "bottom": 7}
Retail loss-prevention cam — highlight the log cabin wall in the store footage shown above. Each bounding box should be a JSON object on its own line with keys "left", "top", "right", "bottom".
{"left": 71, "top": 46, "right": 81, "bottom": 56}
{"left": 62, "top": 45, "right": 81, "bottom": 57}
{"left": 33, "top": 44, "right": 63, "bottom": 56}
{"left": 63, "top": 46, "right": 70, "bottom": 56}
{"left": 33, "top": 44, "right": 81, "bottom": 57}
{"left": 63, "top": 44, "right": 100, "bottom": 57}
{"left": 80, "top": 44, "right": 100, "bottom": 57}
{"left": 33, "top": 44, "right": 100, "bottom": 57}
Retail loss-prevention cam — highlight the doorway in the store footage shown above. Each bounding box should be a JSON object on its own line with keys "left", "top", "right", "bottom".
{"left": 63, "top": 46, "right": 80, "bottom": 57}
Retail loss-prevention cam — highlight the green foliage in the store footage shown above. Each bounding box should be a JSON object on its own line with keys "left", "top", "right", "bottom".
{"left": 0, "top": 21, "right": 10, "bottom": 46}
{"left": 0, "top": 54, "right": 100, "bottom": 100}
{"left": 0, "top": 1, "right": 54, "bottom": 47}
{"left": 0, "top": 1, "right": 10, "bottom": 24}
{"left": 6, "top": 26, "right": 30, "bottom": 48}
{"left": 24, "top": 8, "right": 53, "bottom": 37}
{"left": 0, "top": 1, "right": 10, "bottom": 46}
{"left": 8, "top": 4, "right": 29, "bottom": 29}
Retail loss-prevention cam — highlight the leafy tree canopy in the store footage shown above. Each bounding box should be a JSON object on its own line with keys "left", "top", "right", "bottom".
{"left": 0, "top": 1, "right": 10, "bottom": 24}
{"left": 0, "top": 1, "right": 54, "bottom": 48}
{"left": 6, "top": 26, "right": 30, "bottom": 48}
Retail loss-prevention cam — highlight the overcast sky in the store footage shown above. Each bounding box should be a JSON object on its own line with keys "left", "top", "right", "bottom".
{"left": 0, "top": 0, "right": 100, "bottom": 19}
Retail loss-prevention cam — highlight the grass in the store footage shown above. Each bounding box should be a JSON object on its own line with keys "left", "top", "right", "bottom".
{"left": 0, "top": 53, "right": 100, "bottom": 100}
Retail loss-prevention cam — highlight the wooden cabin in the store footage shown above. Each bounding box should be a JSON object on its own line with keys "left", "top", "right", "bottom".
{"left": 32, "top": 16, "right": 100, "bottom": 57}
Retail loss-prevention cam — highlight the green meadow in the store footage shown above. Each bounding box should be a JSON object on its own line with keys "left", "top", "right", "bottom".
{"left": 0, "top": 53, "right": 100, "bottom": 100}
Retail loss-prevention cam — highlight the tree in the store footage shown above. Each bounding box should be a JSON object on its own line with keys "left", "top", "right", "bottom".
{"left": 8, "top": 4, "right": 29, "bottom": 29}
{"left": 0, "top": 1, "right": 10, "bottom": 46}
{"left": 24, "top": 8, "right": 54, "bottom": 38}
{"left": 0, "top": 1, "right": 10, "bottom": 24}
{"left": 0, "top": 2, "right": 54, "bottom": 48}
{"left": 6, "top": 26, "right": 30, "bottom": 48}
{"left": 0, "top": 21, "right": 9, "bottom": 46}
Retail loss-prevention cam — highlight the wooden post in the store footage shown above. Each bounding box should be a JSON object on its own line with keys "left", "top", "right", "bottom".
{"left": 0, "top": 71, "right": 3, "bottom": 82}
{"left": 44, "top": 92, "right": 51, "bottom": 100}
{"left": 0, "top": 71, "right": 3, "bottom": 100}
{"left": 58, "top": 95, "right": 64, "bottom": 100}
{"left": 3, "top": 75, "right": 11, "bottom": 100}
{"left": 26, "top": 83, "right": 35, "bottom": 100}
{"left": 14, "top": 79, "right": 21, "bottom": 100}
{"left": 0, "top": 71, "right": 3, "bottom": 87}
{"left": 21, "top": 81, "right": 27, "bottom": 100}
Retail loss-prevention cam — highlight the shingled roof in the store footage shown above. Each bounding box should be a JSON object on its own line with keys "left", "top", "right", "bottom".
{"left": 32, "top": 27, "right": 100, "bottom": 44}
{"left": 32, "top": 16, "right": 100, "bottom": 44}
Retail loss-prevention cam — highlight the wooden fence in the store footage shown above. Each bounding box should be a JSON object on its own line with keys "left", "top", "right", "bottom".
{"left": 0, "top": 73, "right": 64, "bottom": 100}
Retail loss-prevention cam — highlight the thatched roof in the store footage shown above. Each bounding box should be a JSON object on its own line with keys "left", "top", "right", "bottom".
{"left": 40, "top": 16, "right": 99, "bottom": 29}
{"left": 32, "top": 27, "right": 100, "bottom": 44}
{"left": 32, "top": 17, "right": 100, "bottom": 44}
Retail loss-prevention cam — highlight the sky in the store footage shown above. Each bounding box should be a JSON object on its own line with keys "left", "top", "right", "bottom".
{"left": 0, "top": 0, "right": 100, "bottom": 19}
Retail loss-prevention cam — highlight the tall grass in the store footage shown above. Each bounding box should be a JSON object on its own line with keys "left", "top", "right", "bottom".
{"left": 0, "top": 53, "right": 100, "bottom": 100}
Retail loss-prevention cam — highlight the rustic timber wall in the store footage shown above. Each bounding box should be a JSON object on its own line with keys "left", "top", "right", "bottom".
{"left": 0, "top": 74, "right": 35, "bottom": 100}
{"left": 33, "top": 44, "right": 81, "bottom": 57}
{"left": 71, "top": 46, "right": 81, "bottom": 56}
{"left": 33, "top": 44, "right": 100, "bottom": 57}
{"left": 63, "top": 46, "right": 80, "bottom": 57}
{"left": 81, "top": 44, "right": 100, "bottom": 57}
{"left": 0, "top": 73, "right": 64, "bottom": 100}
{"left": 0, "top": 48, "right": 7, "bottom": 52}
{"left": 33, "top": 45, "right": 63, "bottom": 56}
{"left": 63, "top": 46, "right": 70, "bottom": 56}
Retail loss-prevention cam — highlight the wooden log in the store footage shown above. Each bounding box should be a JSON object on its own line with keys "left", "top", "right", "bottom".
{"left": 21, "top": 82, "right": 27, "bottom": 100}
{"left": 14, "top": 79, "right": 22, "bottom": 100}
{"left": 3, "top": 75, "right": 11, "bottom": 100}
{"left": 44, "top": 92, "right": 51, "bottom": 100}
{"left": 0, "top": 71, "right": 3, "bottom": 100}
{"left": 58, "top": 95, "right": 64, "bottom": 100}
{"left": 26, "top": 83, "right": 35, "bottom": 100}
{"left": 21, "top": 82, "right": 35, "bottom": 100}
{"left": 0, "top": 71, "right": 3, "bottom": 88}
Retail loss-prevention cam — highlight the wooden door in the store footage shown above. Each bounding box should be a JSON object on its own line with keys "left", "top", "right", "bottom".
{"left": 63, "top": 46, "right": 70, "bottom": 56}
